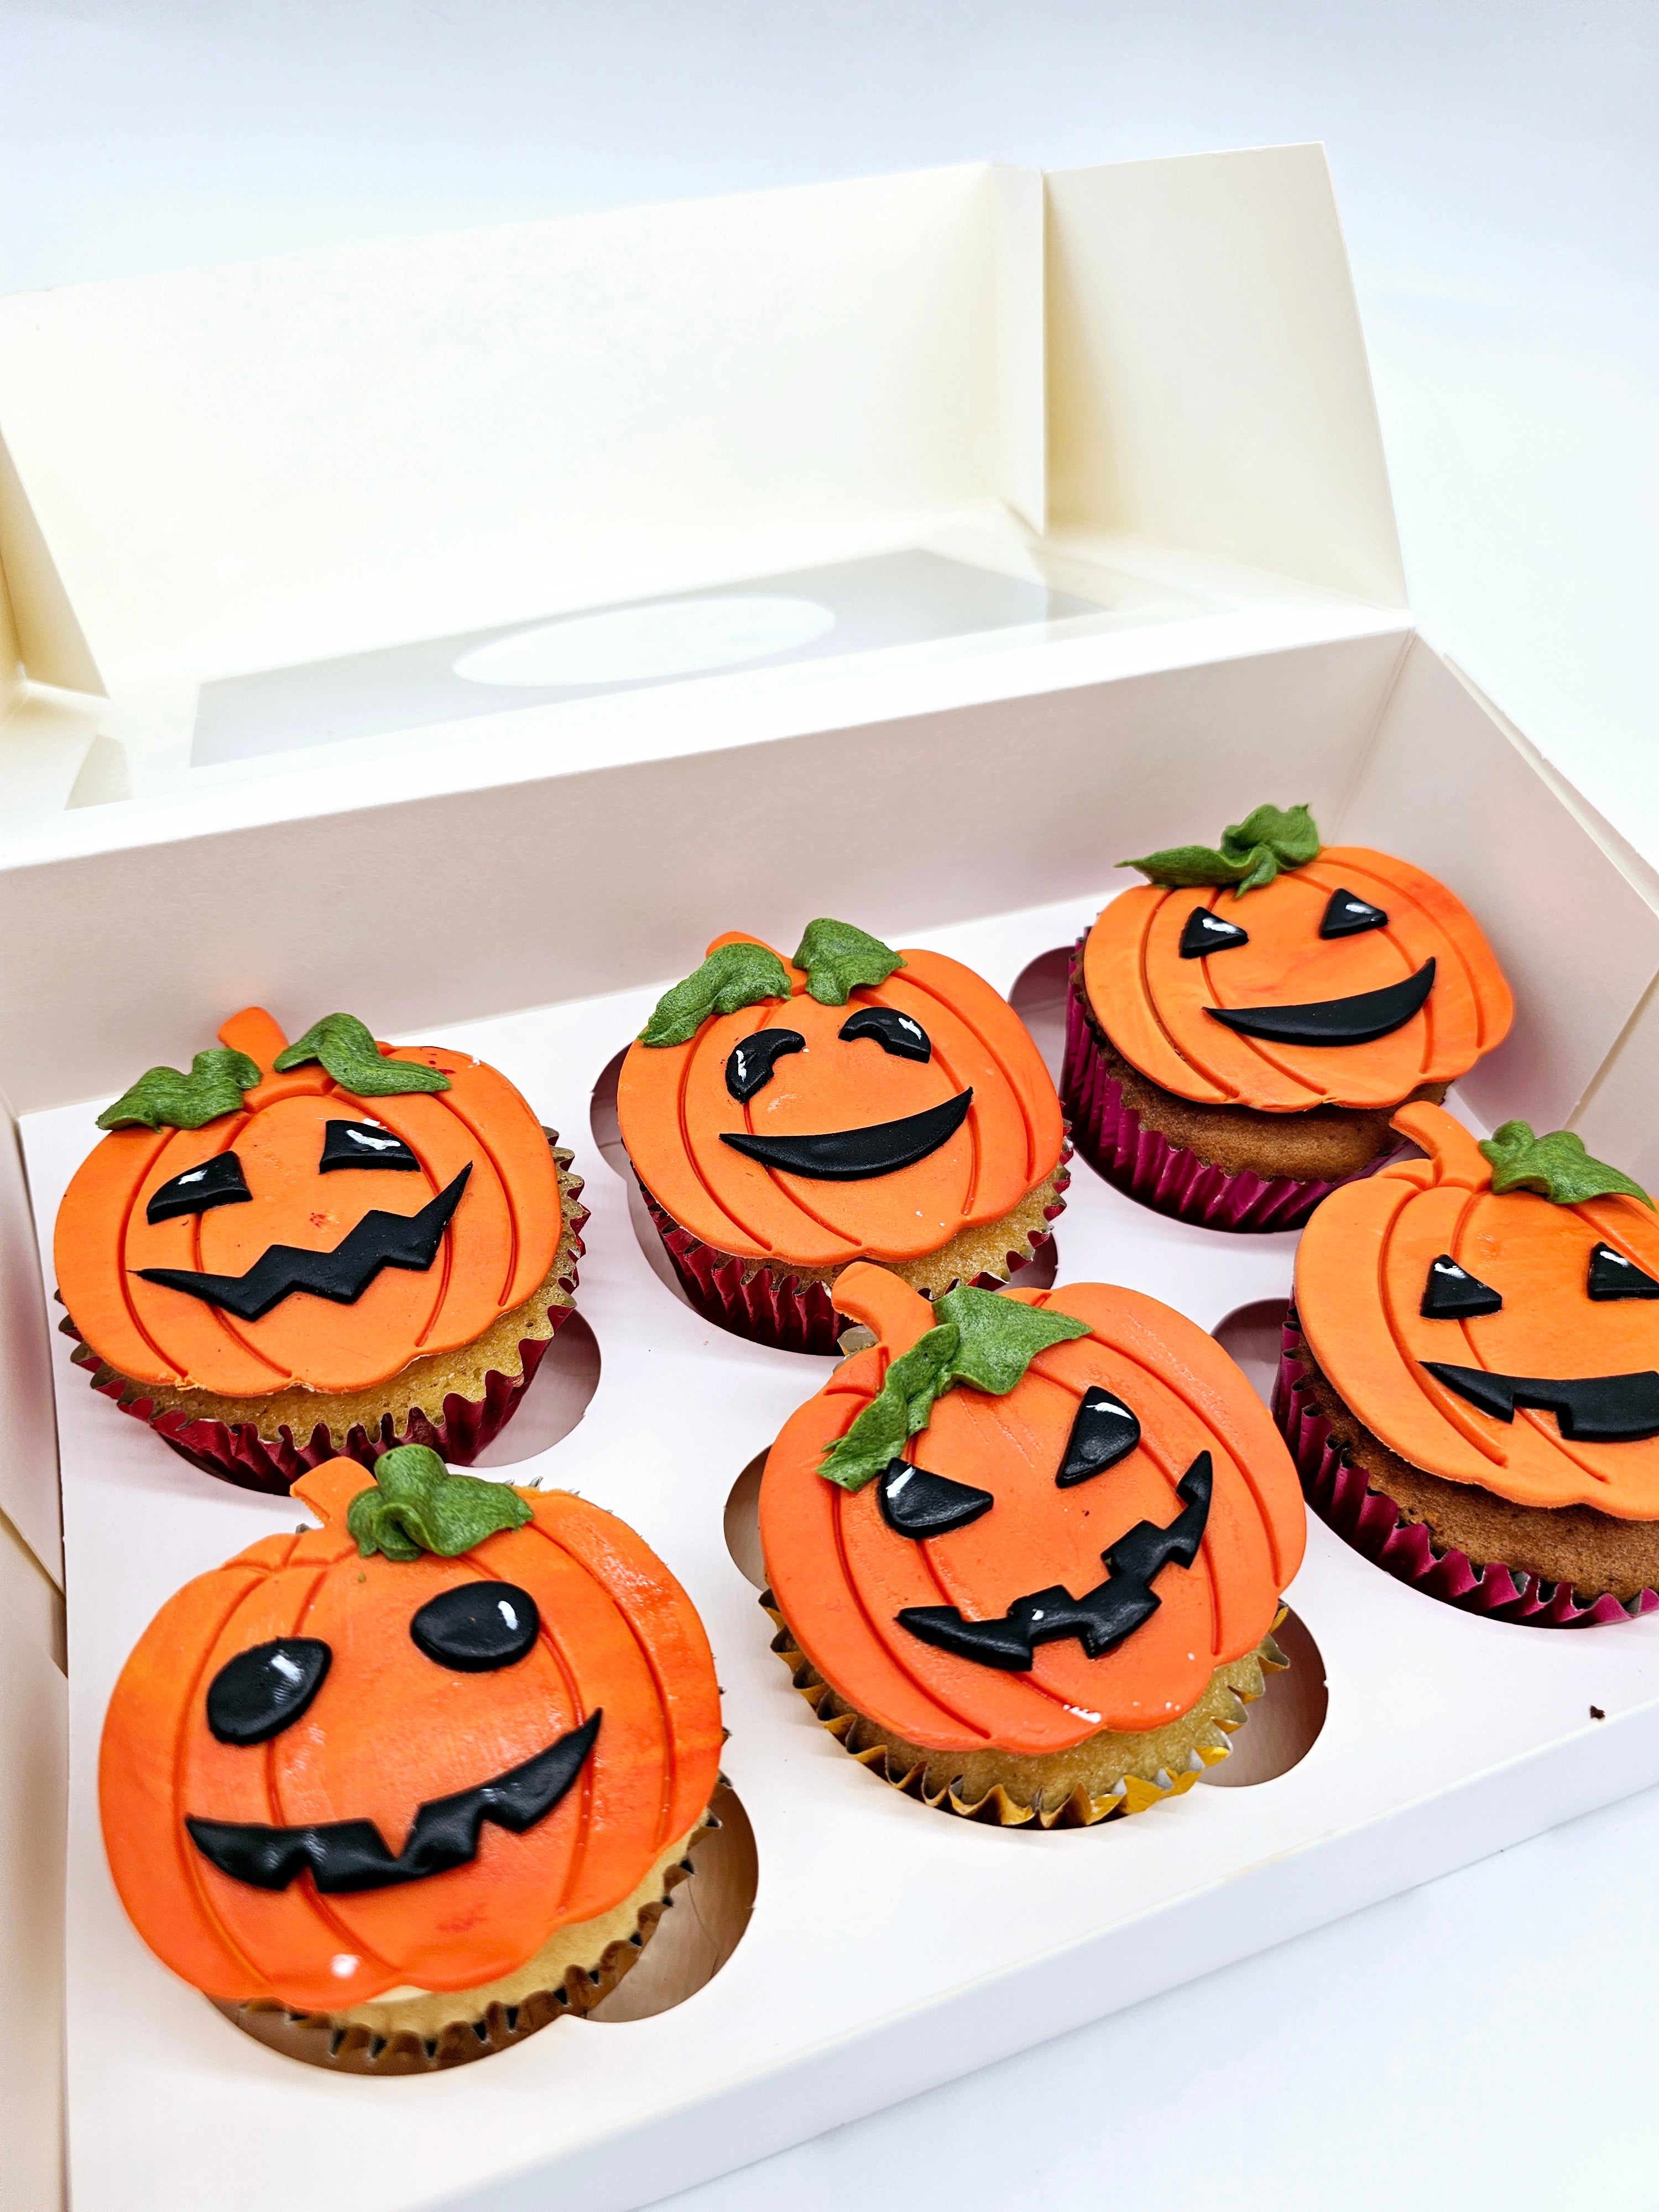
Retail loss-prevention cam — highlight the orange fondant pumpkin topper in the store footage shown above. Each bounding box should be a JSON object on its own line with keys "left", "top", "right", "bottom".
{"left": 1086, "top": 804, "right": 1512, "bottom": 1109}
{"left": 100, "top": 1449, "right": 722, "bottom": 2010}
{"left": 760, "top": 1265, "right": 1306, "bottom": 1752}
{"left": 618, "top": 919, "right": 1065, "bottom": 1265}
{"left": 1298, "top": 1102, "right": 1659, "bottom": 1516}
{"left": 56, "top": 1008, "right": 561, "bottom": 1396}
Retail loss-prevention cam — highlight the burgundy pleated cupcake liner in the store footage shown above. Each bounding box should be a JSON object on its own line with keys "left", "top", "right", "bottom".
{"left": 1274, "top": 1310, "right": 1659, "bottom": 1629}
{"left": 1060, "top": 948, "right": 1394, "bottom": 1234}
{"left": 638, "top": 1181, "right": 1067, "bottom": 1357}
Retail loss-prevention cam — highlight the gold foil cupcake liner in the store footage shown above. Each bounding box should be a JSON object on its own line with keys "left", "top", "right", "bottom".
{"left": 764, "top": 1591, "right": 1287, "bottom": 1828}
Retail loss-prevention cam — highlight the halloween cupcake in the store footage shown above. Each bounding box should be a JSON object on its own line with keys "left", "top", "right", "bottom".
{"left": 55, "top": 1006, "right": 585, "bottom": 1491}
{"left": 617, "top": 919, "right": 1069, "bottom": 1353}
{"left": 759, "top": 1263, "right": 1306, "bottom": 1825}
{"left": 1064, "top": 804, "right": 1513, "bottom": 1231}
{"left": 1280, "top": 1100, "right": 1659, "bottom": 1627}
{"left": 100, "top": 1449, "right": 724, "bottom": 2072}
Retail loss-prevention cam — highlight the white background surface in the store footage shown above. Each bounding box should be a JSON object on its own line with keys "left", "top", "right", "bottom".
{"left": 4, "top": 4, "right": 1657, "bottom": 2206}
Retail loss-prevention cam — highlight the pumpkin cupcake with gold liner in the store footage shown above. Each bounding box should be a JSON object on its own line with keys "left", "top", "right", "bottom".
{"left": 100, "top": 1449, "right": 723, "bottom": 2074}
{"left": 618, "top": 919, "right": 1068, "bottom": 1354}
{"left": 55, "top": 1006, "right": 585, "bottom": 1493}
{"left": 1280, "top": 1100, "right": 1659, "bottom": 1627}
{"left": 759, "top": 1264, "right": 1305, "bottom": 1825}
{"left": 1064, "top": 804, "right": 1513, "bottom": 1232}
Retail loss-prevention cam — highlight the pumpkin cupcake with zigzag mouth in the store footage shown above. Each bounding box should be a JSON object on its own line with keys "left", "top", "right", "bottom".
{"left": 54, "top": 1006, "right": 585, "bottom": 1491}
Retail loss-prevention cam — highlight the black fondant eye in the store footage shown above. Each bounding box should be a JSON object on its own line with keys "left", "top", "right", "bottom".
{"left": 1421, "top": 1254, "right": 1504, "bottom": 1319}
{"left": 1588, "top": 1242, "right": 1659, "bottom": 1302}
{"left": 146, "top": 1151, "right": 252, "bottom": 1225}
{"left": 1056, "top": 1385, "right": 1142, "bottom": 1485}
{"left": 1178, "top": 909, "right": 1249, "bottom": 958}
{"left": 877, "top": 1458, "right": 995, "bottom": 1537}
{"left": 319, "top": 1119, "right": 421, "bottom": 1173}
{"left": 838, "top": 1006, "right": 932, "bottom": 1062}
{"left": 410, "top": 1582, "right": 540, "bottom": 1671}
{"left": 206, "top": 1637, "right": 331, "bottom": 1745}
{"left": 725, "top": 1027, "right": 806, "bottom": 1102}
{"left": 1319, "top": 887, "right": 1389, "bottom": 939}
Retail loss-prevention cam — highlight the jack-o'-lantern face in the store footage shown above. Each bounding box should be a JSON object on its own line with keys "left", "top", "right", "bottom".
{"left": 1087, "top": 821, "right": 1512, "bottom": 1109}
{"left": 99, "top": 1452, "right": 722, "bottom": 2011}
{"left": 618, "top": 920, "right": 1065, "bottom": 1269}
{"left": 760, "top": 1266, "right": 1305, "bottom": 1754}
{"left": 1297, "top": 1102, "right": 1659, "bottom": 1515}
{"left": 55, "top": 1006, "right": 562, "bottom": 1397}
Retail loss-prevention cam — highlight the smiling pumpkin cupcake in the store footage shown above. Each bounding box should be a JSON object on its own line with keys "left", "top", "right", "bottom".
{"left": 1064, "top": 804, "right": 1514, "bottom": 1232}
{"left": 617, "top": 919, "right": 1068, "bottom": 1352}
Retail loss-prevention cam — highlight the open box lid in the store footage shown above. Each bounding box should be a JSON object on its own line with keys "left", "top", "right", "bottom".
{"left": 0, "top": 146, "right": 1405, "bottom": 848}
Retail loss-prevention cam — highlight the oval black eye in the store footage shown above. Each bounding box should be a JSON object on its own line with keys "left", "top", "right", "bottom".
{"left": 147, "top": 1151, "right": 253, "bottom": 1225}
{"left": 725, "top": 1027, "right": 806, "bottom": 1102}
{"left": 1588, "top": 1242, "right": 1659, "bottom": 1302}
{"left": 1056, "top": 1386, "right": 1141, "bottom": 1485}
{"left": 320, "top": 1120, "right": 422, "bottom": 1172}
{"left": 838, "top": 1006, "right": 931, "bottom": 1062}
{"left": 877, "top": 1457, "right": 995, "bottom": 1537}
{"left": 1178, "top": 909, "right": 1249, "bottom": 958}
{"left": 1421, "top": 1254, "right": 1503, "bottom": 1319}
{"left": 1319, "top": 887, "right": 1389, "bottom": 939}
{"left": 410, "top": 1582, "right": 540, "bottom": 1671}
{"left": 206, "top": 1637, "right": 331, "bottom": 1745}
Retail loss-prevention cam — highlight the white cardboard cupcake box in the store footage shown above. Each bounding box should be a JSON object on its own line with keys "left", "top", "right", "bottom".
{"left": 5, "top": 147, "right": 1659, "bottom": 2212}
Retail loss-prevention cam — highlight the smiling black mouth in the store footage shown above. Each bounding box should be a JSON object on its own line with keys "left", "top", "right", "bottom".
{"left": 720, "top": 1088, "right": 973, "bottom": 1181}
{"left": 1205, "top": 958, "right": 1436, "bottom": 1047}
{"left": 185, "top": 1709, "right": 601, "bottom": 1894}
{"left": 1423, "top": 1363, "right": 1659, "bottom": 1443}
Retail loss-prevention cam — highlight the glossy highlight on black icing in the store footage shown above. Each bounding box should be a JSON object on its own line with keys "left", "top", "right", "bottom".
{"left": 877, "top": 1458, "right": 995, "bottom": 1538}
{"left": 135, "top": 1165, "right": 471, "bottom": 1321}
{"left": 724, "top": 1028, "right": 806, "bottom": 1103}
{"left": 1319, "top": 887, "right": 1390, "bottom": 939}
{"left": 319, "top": 1119, "right": 422, "bottom": 1173}
{"left": 721, "top": 1089, "right": 973, "bottom": 1181}
{"left": 1420, "top": 1254, "right": 1504, "bottom": 1320}
{"left": 410, "top": 1582, "right": 541, "bottom": 1671}
{"left": 1055, "top": 1385, "right": 1141, "bottom": 1485}
{"left": 838, "top": 1005, "right": 932, "bottom": 1062}
{"left": 145, "top": 1151, "right": 253, "bottom": 1224}
{"left": 1178, "top": 909, "right": 1250, "bottom": 959}
{"left": 1588, "top": 1243, "right": 1659, "bottom": 1302}
{"left": 185, "top": 1710, "right": 602, "bottom": 1893}
{"left": 1206, "top": 959, "right": 1436, "bottom": 1047}
{"left": 895, "top": 1451, "right": 1213, "bottom": 1670}
{"left": 205, "top": 1637, "right": 331, "bottom": 1746}
{"left": 1422, "top": 1362, "right": 1659, "bottom": 1442}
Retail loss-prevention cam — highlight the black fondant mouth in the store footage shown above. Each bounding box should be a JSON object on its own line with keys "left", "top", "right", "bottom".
{"left": 896, "top": 1452, "right": 1212, "bottom": 1671}
{"left": 1204, "top": 958, "right": 1435, "bottom": 1047}
{"left": 1423, "top": 1363, "right": 1659, "bottom": 1443}
{"left": 185, "top": 1709, "right": 601, "bottom": 1894}
{"left": 719, "top": 1089, "right": 973, "bottom": 1181}
{"left": 135, "top": 1166, "right": 470, "bottom": 1321}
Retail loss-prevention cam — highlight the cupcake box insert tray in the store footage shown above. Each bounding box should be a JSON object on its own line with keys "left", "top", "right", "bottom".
{"left": 6, "top": 149, "right": 1659, "bottom": 2212}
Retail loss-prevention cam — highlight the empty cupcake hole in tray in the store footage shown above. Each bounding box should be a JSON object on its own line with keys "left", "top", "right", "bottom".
{"left": 471, "top": 1311, "right": 603, "bottom": 1468}
{"left": 589, "top": 1044, "right": 697, "bottom": 1307}
{"left": 1008, "top": 945, "right": 1073, "bottom": 1083}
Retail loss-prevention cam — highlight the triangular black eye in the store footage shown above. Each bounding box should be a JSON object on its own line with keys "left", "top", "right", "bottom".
{"left": 1056, "top": 1385, "right": 1141, "bottom": 1485}
{"left": 1421, "top": 1254, "right": 1504, "bottom": 1319}
{"left": 878, "top": 1458, "right": 995, "bottom": 1538}
{"left": 320, "top": 1120, "right": 422, "bottom": 1173}
{"left": 1179, "top": 908, "right": 1249, "bottom": 959}
{"left": 1320, "top": 887, "right": 1390, "bottom": 939}
{"left": 146, "top": 1151, "right": 253, "bottom": 1224}
{"left": 725, "top": 1027, "right": 806, "bottom": 1102}
{"left": 1588, "top": 1242, "right": 1659, "bottom": 1302}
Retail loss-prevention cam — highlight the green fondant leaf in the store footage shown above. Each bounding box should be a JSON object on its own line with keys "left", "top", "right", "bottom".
{"left": 1119, "top": 802, "right": 1320, "bottom": 899}
{"left": 1478, "top": 1121, "right": 1654, "bottom": 1210}
{"left": 791, "top": 918, "right": 905, "bottom": 1006}
{"left": 818, "top": 1287, "right": 1091, "bottom": 1491}
{"left": 638, "top": 942, "right": 794, "bottom": 1047}
{"left": 347, "top": 1445, "right": 533, "bottom": 1562}
{"left": 273, "top": 1012, "right": 450, "bottom": 1096}
{"left": 96, "top": 1048, "right": 262, "bottom": 1132}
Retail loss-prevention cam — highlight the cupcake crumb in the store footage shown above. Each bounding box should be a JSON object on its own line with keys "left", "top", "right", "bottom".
{"left": 1590, "top": 1705, "right": 1606, "bottom": 1720}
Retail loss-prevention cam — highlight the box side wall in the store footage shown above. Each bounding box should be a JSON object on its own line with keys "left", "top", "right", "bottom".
{"left": 0, "top": 1084, "right": 61, "bottom": 1579}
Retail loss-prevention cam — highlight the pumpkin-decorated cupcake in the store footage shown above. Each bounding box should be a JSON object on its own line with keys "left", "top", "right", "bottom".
{"left": 618, "top": 919, "right": 1068, "bottom": 1353}
{"left": 759, "top": 1264, "right": 1306, "bottom": 1825}
{"left": 1064, "top": 804, "right": 1513, "bottom": 1231}
{"left": 1280, "top": 1101, "right": 1659, "bottom": 1627}
{"left": 101, "top": 1449, "right": 723, "bottom": 2072}
{"left": 55, "top": 1006, "right": 585, "bottom": 1491}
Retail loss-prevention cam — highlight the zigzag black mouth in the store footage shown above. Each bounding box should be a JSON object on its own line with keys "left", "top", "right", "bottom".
{"left": 135, "top": 1166, "right": 470, "bottom": 1321}
{"left": 1205, "top": 959, "right": 1435, "bottom": 1046}
{"left": 1423, "top": 1363, "right": 1659, "bottom": 1443}
{"left": 720, "top": 1089, "right": 973, "bottom": 1181}
{"left": 185, "top": 1710, "right": 601, "bottom": 1894}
